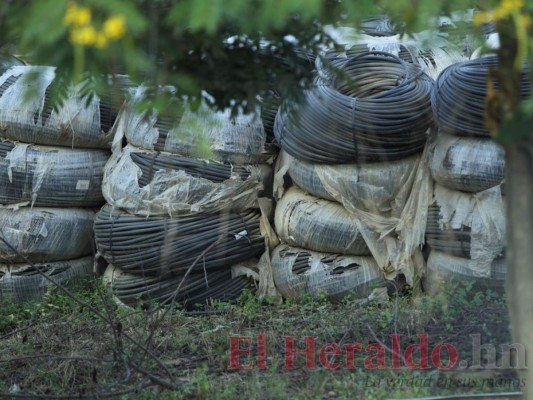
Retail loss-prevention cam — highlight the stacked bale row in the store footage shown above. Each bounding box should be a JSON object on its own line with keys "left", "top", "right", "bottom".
{"left": 96, "top": 87, "right": 275, "bottom": 309}
{"left": 0, "top": 63, "right": 122, "bottom": 302}
{"left": 271, "top": 49, "right": 438, "bottom": 302}
{"left": 425, "top": 56, "right": 527, "bottom": 292}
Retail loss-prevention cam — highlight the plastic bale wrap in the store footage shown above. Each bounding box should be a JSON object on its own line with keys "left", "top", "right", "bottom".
{"left": 281, "top": 151, "right": 419, "bottom": 213}
{"left": 274, "top": 149, "right": 432, "bottom": 284}
{"left": 0, "top": 256, "right": 93, "bottom": 303}
{"left": 0, "top": 207, "right": 94, "bottom": 262}
{"left": 427, "top": 183, "right": 506, "bottom": 275}
{"left": 0, "top": 66, "right": 120, "bottom": 148}
{"left": 425, "top": 250, "right": 505, "bottom": 295}
{"left": 103, "top": 263, "right": 256, "bottom": 309}
{"left": 102, "top": 145, "right": 265, "bottom": 216}
{"left": 275, "top": 187, "right": 369, "bottom": 255}
{"left": 429, "top": 132, "right": 505, "bottom": 193}
{"left": 271, "top": 244, "right": 387, "bottom": 302}
{"left": 123, "top": 86, "right": 272, "bottom": 164}
{"left": 0, "top": 140, "right": 109, "bottom": 207}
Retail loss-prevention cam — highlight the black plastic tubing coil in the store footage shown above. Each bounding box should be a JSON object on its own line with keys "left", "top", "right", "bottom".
{"left": 129, "top": 150, "right": 251, "bottom": 187}
{"left": 94, "top": 205, "right": 264, "bottom": 276}
{"left": 274, "top": 51, "right": 434, "bottom": 163}
{"left": 432, "top": 56, "right": 531, "bottom": 137}
{"left": 108, "top": 267, "right": 253, "bottom": 309}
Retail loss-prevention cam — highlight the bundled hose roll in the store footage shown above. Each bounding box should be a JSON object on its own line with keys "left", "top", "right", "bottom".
{"left": 104, "top": 264, "right": 254, "bottom": 309}
{"left": 429, "top": 132, "right": 505, "bottom": 193}
{"left": 124, "top": 87, "right": 269, "bottom": 164}
{"left": 360, "top": 16, "right": 398, "bottom": 36}
{"left": 94, "top": 205, "right": 265, "bottom": 276}
{"left": 426, "top": 184, "right": 505, "bottom": 269}
{"left": 271, "top": 244, "right": 386, "bottom": 302}
{"left": 425, "top": 250, "right": 505, "bottom": 295}
{"left": 275, "top": 51, "right": 434, "bottom": 163}
{"left": 0, "top": 66, "right": 129, "bottom": 148}
{"left": 286, "top": 152, "right": 418, "bottom": 214}
{"left": 0, "top": 207, "right": 94, "bottom": 262}
{"left": 0, "top": 256, "right": 93, "bottom": 303}
{"left": 102, "top": 145, "right": 267, "bottom": 216}
{"left": 316, "top": 41, "right": 464, "bottom": 83}
{"left": 432, "top": 56, "right": 532, "bottom": 137}
{"left": 275, "top": 187, "right": 369, "bottom": 255}
{"left": 0, "top": 141, "right": 109, "bottom": 207}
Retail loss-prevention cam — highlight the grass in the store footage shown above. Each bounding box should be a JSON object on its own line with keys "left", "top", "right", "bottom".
{"left": 0, "top": 278, "right": 520, "bottom": 399}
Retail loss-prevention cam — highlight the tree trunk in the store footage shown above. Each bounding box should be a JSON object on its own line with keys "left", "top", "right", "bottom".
{"left": 504, "top": 138, "right": 533, "bottom": 398}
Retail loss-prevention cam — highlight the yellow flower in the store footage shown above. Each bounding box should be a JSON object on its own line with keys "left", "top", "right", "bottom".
{"left": 95, "top": 32, "right": 108, "bottom": 48}
{"left": 69, "top": 25, "right": 97, "bottom": 46}
{"left": 103, "top": 15, "right": 126, "bottom": 41}
{"left": 63, "top": 2, "right": 92, "bottom": 27}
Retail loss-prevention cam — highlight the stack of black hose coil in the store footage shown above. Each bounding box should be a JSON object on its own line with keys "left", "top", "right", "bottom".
{"left": 426, "top": 57, "right": 516, "bottom": 294}
{"left": 97, "top": 87, "right": 271, "bottom": 309}
{"left": 0, "top": 64, "right": 124, "bottom": 303}
{"left": 270, "top": 50, "right": 437, "bottom": 301}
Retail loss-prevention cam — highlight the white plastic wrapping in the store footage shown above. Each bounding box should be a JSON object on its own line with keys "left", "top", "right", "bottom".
{"left": 271, "top": 244, "right": 387, "bottom": 302}
{"left": 0, "top": 207, "right": 95, "bottom": 262}
{"left": 429, "top": 132, "right": 505, "bottom": 193}
{"left": 102, "top": 144, "right": 267, "bottom": 216}
{"left": 123, "top": 86, "right": 271, "bottom": 164}
{"left": 280, "top": 152, "right": 419, "bottom": 214}
{"left": 429, "top": 183, "right": 506, "bottom": 277}
{"left": 274, "top": 149, "right": 432, "bottom": 284}
{"left": 0, "top": 66, "right": 116, "bottom": 148}
{"left": 275, "top": 187, "right": 369, "bottom": 255}
{"left": 0, "top": 256, "right": 93, "bottom": 303}
{"left": 425, "top": 250, "right": 505, "bottom": 295}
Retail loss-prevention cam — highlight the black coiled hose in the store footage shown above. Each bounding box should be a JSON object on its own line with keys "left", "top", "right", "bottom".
{"left": 107, "top": 266, "right": 253, "bottom": 309}
{"left": 432, "top": 56, "right": 531, "bottom": 137}
{"left": 275, "top": 51, "right": 434, "bottom": 163}
{"left": 0, "top": 141, "right": 108, "bottom": 207}
{"left": 129, "top": 151, "right": 251, "bottom": 187}
{"left": 94, "top": 205, "right": 264, "bottom": 276}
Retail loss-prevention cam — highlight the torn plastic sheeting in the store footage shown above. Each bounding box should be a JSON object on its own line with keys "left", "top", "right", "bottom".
{"left": 278, "top": 151, "right": 419, "bottom": 215}
{"left": 275, "top": 186, "right": 370, "bottom": 255}
{"left": 0, "top": 66, "right": 119, "bottom": 148}
{"left": 0, "top": 140, "right": 109, "bottom": 207}
{"left": 428, "top": 183, "right": 506, "bottom": 277}
{"left": 425, "top": 250, "right": 505, "bottom": 295}
{"left": 271, "top": 244, "right": 386, "bottom": 302}
{"left": 94, "top": 205, "right": 265, "bottom": 276}
{"left": 0, "top": 207, "right": 94, "bottom": 262}
{"left": 123, "top": 86, "right": 270, "bottom": 164}
{"left": 0, "top": 256, "right": 93, "bottom": 303}
{"left": 102, "top": 145, "right": 268, "bottom": 216}
{"left": 429, "top": 132, "right": 505, "bottom": 193}
{"left": 103, "top": 263, "right": 254, "bottom": 309}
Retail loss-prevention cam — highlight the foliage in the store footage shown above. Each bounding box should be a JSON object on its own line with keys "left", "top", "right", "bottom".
{"left": 0, "top": 0, "right": 495, "bottom": 114}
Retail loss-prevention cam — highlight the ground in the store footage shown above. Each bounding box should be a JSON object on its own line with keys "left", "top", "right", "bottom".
{"left": 0, "top": 279, "right": 520, "bottom": 399}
